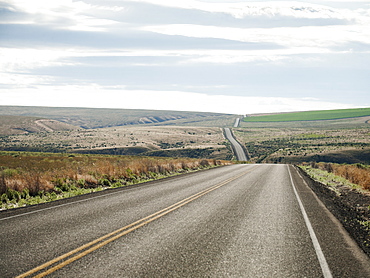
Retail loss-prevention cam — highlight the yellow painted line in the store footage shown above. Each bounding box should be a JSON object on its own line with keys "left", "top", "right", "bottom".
{"left": 17, "top": 166, "right": 256, "bottom": 278}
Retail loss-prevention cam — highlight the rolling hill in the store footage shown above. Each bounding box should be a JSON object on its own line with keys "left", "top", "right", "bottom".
{"left": 0, "top": 115, "right": 78, "bottom": 135}
{"left": 0, "top": 106, "right": 235, "bottom": 131}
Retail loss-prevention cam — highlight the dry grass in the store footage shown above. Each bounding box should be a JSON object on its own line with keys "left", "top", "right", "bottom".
{"left": 0, "top": 115, "right": 77, "bottom": 135}
{"left": 0, "top": 126, "right": 228, "bottom": 158}
{"left": 306, "top": 162, "right": 370, "bottom": 190}
{"left": 233, "top": 124, "right": 370, "bottom": 164}
{"left": 0, "top": 152, "right": 230, "bottom": 197}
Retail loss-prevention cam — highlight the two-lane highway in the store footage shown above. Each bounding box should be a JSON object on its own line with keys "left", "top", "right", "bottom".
{"left": 224, "top": 128, "right": 249, "bottom": 161}
{"left": 1, "top": 165, "right": 370, "bottom": 277}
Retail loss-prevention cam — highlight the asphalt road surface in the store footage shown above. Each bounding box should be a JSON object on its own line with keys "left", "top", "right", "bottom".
{"left": 1, "top": 164, "right": 370, "bottom": 277}
{"left": 233, "top": 118, "right": 240, "bottom": 128}
{"left": 224, "top": 128, "right": 249, "bottom": 161}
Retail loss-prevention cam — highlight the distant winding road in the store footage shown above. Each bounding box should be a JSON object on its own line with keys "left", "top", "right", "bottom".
{"left": 233, "top": 117, "right": 240, "bottom": 127}
{"left": 1, "top": 164, "right": 370, "bottom": 277}
{"left": 224, "top": 127, "right": 249, "bottom": 161}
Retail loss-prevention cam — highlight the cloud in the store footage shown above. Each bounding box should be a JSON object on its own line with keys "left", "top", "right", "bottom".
{"left": 143, "top": 23, "right": 370, "bottom": 50}
{"left": 2, "top": 0, "right": 121, "bottom": 32}
{"left": 121, "top": 0, "right": 365, "bottom": 21}
{"left": 0, "top": 48, "right": 74, "bottom": 73}
{"left": 1, "top": 0, "right": 369, "bottom": 113}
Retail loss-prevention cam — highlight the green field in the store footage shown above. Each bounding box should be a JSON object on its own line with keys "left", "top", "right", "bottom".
{"left": 243, "top": 108, "right": 370, "bottom": 122}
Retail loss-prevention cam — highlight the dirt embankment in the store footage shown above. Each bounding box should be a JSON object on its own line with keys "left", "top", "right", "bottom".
{"left": 296, "top": 166, "right": 370, "bottom": 257}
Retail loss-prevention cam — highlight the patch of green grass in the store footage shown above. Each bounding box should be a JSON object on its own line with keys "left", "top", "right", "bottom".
{"left": 358, "top": 221, "right": 370, "bottom": 232}
{"left": 243, "top": 108, "right": 370, "bottom": 122}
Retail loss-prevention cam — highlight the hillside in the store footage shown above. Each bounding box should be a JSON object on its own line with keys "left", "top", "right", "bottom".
{"left": 0, "top": 115, "right": 77, "bottom": 135}
{"left": 0, "top": 106, "right": 235, "bottom": 130}
{"left": 0, "top": 125, "right": 232, "bottom": 159}
{"left": 0, "top": 106, "right": 237, "bottom": 160}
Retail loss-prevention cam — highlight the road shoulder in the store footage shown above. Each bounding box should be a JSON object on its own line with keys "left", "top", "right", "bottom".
{"left": 289, "top": 165, "right": 370, "bottom": 277}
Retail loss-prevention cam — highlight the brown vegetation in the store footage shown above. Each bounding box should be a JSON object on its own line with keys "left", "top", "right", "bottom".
{"left": 0, "top": 126, "right": 231, "bottom": 159}
{"left": 0, "top": 152, "right": 230, "bottom": 198}
{"left": 306, "top": 162, "right": 370, "bottom": 191}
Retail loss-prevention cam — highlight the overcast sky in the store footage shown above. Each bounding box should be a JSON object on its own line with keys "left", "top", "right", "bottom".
{"left": 1, "top": 0, "right": 369, "bottom": 114}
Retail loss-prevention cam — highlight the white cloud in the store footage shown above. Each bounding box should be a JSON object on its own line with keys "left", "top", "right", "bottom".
{"left": 143, "top": 23, "right": 370, "bottom": 50}
{"left": 0, "top": 73, "right": 53, "bottom": 86}
{"left": 5, "top": 0, "right": 121, "bottom": 31}
{"left": 0, "top": 48, "right": 76, "bottom": 73}
{"left": 122, "top": 0, "right": 365, "bottom": 20}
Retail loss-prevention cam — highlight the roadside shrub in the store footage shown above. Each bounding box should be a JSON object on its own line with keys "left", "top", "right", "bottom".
{"left": 1, "top": 193, "right": 9, "bottom": 203}
{"left": 323, "top": 163, "right": 333, "bottom": 173}
{"left": 77, "top": 179, "right": 86, "bottom": 188}
{"left": 200, "top": 160, "right": 210, "bottom": 167}
{"left": 305, "top": 162, "right": 370, "bottom": 190}
{"left": 21, "top": 188, "right": 30, "bottom": 199}
{"left": 98, "top": 178, "right": 111, "bottom": 186}
{"left": 111, "top": 181, "right": 123, "bottom": 188}
{"left": 6, "top": 188, "right": 21, "bottom": 202}
{"left": 0, "top": 174, "right": 6, "bottom": 195}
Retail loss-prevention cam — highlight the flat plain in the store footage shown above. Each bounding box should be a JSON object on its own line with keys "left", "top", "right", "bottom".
{"left": 243, "top": 107, "right": 370, "bottom": 122}
{"left": 235, "top": 115, "right": 370, "bottom": 164}
{"left": 0, "top": 126, "right": 231, "bottom": 159}
{"left": 1, "top": 106, "right": 369, "bottom": 163}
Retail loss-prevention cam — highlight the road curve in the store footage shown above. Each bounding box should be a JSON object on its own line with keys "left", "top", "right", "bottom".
{"left": 224, "top": 127, "right": 249, "bottom": 161}
{"left": 233, "top": 118, "right": 240, "bottom": 127}
{"left": 1, "top": 165, "right": 370, "bottom": 277}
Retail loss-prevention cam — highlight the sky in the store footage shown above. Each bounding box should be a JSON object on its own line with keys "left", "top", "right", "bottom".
{"left": 1, "top": 0, "right": 370, "bottom": 115}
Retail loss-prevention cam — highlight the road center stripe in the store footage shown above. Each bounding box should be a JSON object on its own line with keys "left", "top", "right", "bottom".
{"left": 16, "top": 166, "right": 255, "bottom": 278}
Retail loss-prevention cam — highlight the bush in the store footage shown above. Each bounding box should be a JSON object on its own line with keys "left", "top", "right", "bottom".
{"left": 1, "top": 193, "right": 9, "bottom": 203}
{"left": 98, "top": 178, "right": 111, "bottom": 186}
{"left": 111, "top": 181, "right": 123, "bottom": 188}
{"left": 6, "top": 188, "right": 21, "bottom": 202}
{"left": 200, "top": 160, "right": 210, "bottom": 167}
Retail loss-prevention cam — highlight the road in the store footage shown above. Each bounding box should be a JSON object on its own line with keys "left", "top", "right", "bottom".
{"left": 1, "top": 165, "right": 370, "bottom": 277}
{"left": 233, "top": 118, "right": 240, "bottom": 127}
{"left": 224, "top": 127, "right": 249, "bottom": 161}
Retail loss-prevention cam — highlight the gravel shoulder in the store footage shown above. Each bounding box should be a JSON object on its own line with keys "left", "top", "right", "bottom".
{"left": 296, "top": 165, "right": 370, "bottom": 257}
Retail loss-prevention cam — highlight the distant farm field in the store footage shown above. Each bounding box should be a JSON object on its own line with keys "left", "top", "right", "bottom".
{"left": 243, "top": 108, "right": 370, "bottom": 122}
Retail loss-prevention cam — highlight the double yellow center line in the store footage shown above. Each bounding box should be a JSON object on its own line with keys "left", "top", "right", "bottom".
{"left": 17, "top": 167, "right": 254, "bottom": 278}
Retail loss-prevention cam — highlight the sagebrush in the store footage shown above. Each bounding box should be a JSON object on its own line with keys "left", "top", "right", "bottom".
{"left": 0, "top": 152, "right": 230, "bottom": 205}
{"left": 304, "top": 162, "right": 370, "bottom": 190}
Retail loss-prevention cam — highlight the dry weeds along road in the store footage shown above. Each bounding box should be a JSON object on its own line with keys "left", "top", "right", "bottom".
{"left": 297, "top": 166, "right": 370, "bottom": 257}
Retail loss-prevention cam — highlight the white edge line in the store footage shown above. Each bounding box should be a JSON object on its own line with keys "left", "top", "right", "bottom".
{"left": 287, "top": 165, "right": 333, "bottom": 278}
